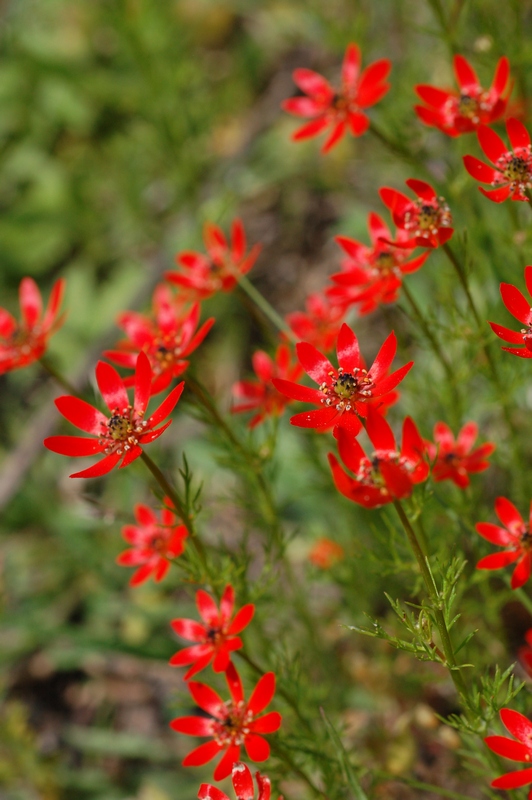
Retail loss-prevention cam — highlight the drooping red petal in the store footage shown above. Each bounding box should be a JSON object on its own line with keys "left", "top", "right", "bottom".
{"left": 214, "top": 744, "right": 241, "bottom": 781}
{"left": 231, "top": 762, "right": 254, "bottom": 800}
{"left": 198, "top": 784, "right": 229, "bottom": 800}
{"left": 244, "top": 734, "right": 270, "bottom": 762}
{"left": 96, "top": 361, "right": 129, "bottom": 413}
{"left": 336, "top": 428, "right": 366, "bottom": 474}
{"left": 322, "top": 120, "right": 347, "bottom": 153}
{"left": 512, "top": 553, "right": 531, "bottom": 588}
{"left": 379, "top": 461, "right": 413, "bottom": 499}
{"left": 182, "top": 740, "right": 223, "bottom": 767}
{"left": 55, "top": 396, "right": 107, "bottom": 435}
{"left": 292, "top": 117, "right": 329, "bottom": 142}
{"left": 70, "top": 452, "right": 122, "bottom": 479}
{"left": 348, "top": 110, "right": 369, "bottom": 136}
{"left": 365, "top": 406, "right": 396, "bottom": 451}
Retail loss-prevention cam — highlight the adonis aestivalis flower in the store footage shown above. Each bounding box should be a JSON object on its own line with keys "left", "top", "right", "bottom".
{"left": 198, "top": 762, "right": 281, "bottom": 800}
{"left": 44, "top": 352, "right": 183, "bottom": 478}
{"left": 379, "top": 180, "right": 453, "bottom": 249}
{"left": 463, "top": 118, "right": 532, "bottom": 202}
{"left": 282, "top": 43, "right": 391, "bottom": 153}
{"left": 0, "top": 277, "right": 65, "bottom": 375}
{"left": 170, "top": 585, "right": 254, "bottom": 679}
{"left": 476, "top": 497, "right": 532, "bottom": 589}
{"left": 415, "top": 55, "right": 510, "bottom": 136}
{"left": 489, "top": 266, "right": 532, "bottom": 357}
{"left": 170, "top": 662, "right": 281, "bottom": 780}
{"left": 426, "top": 421, "right": 495, "bottom": 489}
{"left": 485, "top": 709, "right": 532, "bottom": 793}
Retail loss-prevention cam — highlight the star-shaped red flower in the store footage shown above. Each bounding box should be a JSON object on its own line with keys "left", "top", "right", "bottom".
{"left": 105, "top": 284, "right": 214, "bottom": 394}
{"left": 485, "top": 709, "right": 532, "bottom": 795}
{"left": 328, "top": 407, "right": 428, "bottom": 509}
{"left": 476, "top": 497, "right": 532, "bottom": 589}
{"left": 165, "top": 219, "right": 261, "bottom": 301}
{"left": 282, "top": 43, "right": 391, "bottom": 153}
{"left": 426, "top": 421, "right": 495, "bottom": 489}
{"left": 170, "top": 585, "right": 254, "bottom": 679}
{"left": 232, "top": 344, "right": 303, "bottom": 428}
{"left": 379, "top": 180, "right": 454, "bottom": 249}
{"left": 489, "top": 267, "right": 532, "bottom": 357}
{"left": 463, "top": 117, "right": 532, "bottom": 202}
{"left": 0, "top": 277, "right": 65, "bottom": 375}
{"left": 272, "top": 323, "right": 413, "bottom": 434}
{"left": 198, "top": 762, "right": 281, "bottom": 800}
{"left": 285, "top": 293, "right": 345, "bottom": 352}
{"left": 44, "top": 352, "right": 184, "bottom": 478}
{"left": 170, "top": 662, "right": 281, "bottom": 781}
{"left": 116, "top": 497, "right": 187, "bottom": 586}
{"left": 327, "top": 212, "right": 430, "bottom": 315}
{"left": 415, "top": 55, "right": 510, "bottom": 137}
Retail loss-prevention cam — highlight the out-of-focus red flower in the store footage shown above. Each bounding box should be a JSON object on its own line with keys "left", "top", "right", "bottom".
{"left": 379, "top": 180, "right": 453, "bottom": 249}
{"left": 232, "top": 344, "right": 303, "bottom": 428}
{"left": 105, "top": 284, "right": 214, "bottom": 394}
{"left": 485, "top": 709, "right": 532, "bottom": 794}
{"left": 116, "top": 497, "right": 187, "bottom": 586}
{"left": 285, "top": 293, "right": 345, "bottom": 352}
{"left": 463, "top": 118, "right": 532, "bottom": 202}
{"left": 426, "top": 421, "right": 495, "bottom": 489}
{"left": 170, "top": 662, "right": 281, "bottom": 781}
{"left": 44, "top": 352, "right": 183, "bottom": 479}
{"left": 0, "top": 277, "right": 65, "bottom": 375}
{"left": 490, "top": 267, "right": 532, "bottom": 357}
{"left": 165, "top": 219, "right": 261, "bottom": 301}
{"left": 282, "top": 43, "right": 391, "bottom": 153}
{"left": 476, "top": 497, "right": 532, "bottom": 589}
{"left": 328, "top": 407, "right": 428, "bottom": 509}
{"left": 327, "top": 213, "right": 430, "bottom": 315}
{"left": 170, "top": 585, "right": 254, "bottom": 679}
{"left": 518, "top": 628, "right": 532, "bottom": 678}
{"left": 415, "top": 55, "right": 510, "bottom": 136}
{"left": 198, "top": 762, "right": 281, "bottom": 800}
{"left": 308, "top": 538, "right": 345, "bottom": 569}
{"left": 272, "top": 323, "right": 413, "bottom": 434}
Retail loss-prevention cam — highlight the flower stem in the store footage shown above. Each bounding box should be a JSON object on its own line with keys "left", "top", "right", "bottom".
{"left": 393, "top": 499, "right": 472, "bottom": 713}
{"left": 401, "top": 282, "right": 456, "bottom": 386}
{"left": 39, "top": 355, "right": 80, "bottom": 396}
{"left": 236, "top": 273, "right": 298, "bottom": 344}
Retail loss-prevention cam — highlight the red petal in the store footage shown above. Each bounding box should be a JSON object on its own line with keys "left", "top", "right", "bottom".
{"left": 231, "top": 219, "right": 246, "bottom": 262}
{"left": 134, "top": 352, "right": 152, "bottom": 416}
{"left": 321, "top": 121, "right": 347, "bottom": 153}
{"left": 365, "top": 406, "right": 396, "bottom": 451}
{"left": 19, "top": 277, "right": 42, "bottom": 328}
{"left": 328, "top": 453, "right": 358, "bottom": 500}
{"left": 492, "top": 769, "right": 532, "bottom": 789}
{"left": 182, "top": 741, "right": 223, "bottom": 767}
{"left": 214, "top": 744, "right": 241, "bottom": 781}
{"left": 42, "top": 277, "right": 66, "bottom": 329}
{"left": 348, "top": 110, "right": 369, "bottom": 137}
{"left": 405, "top": 179, "right": 436, "bottom": 201}
{"left": 197, "top": 589, "right": 220, "bottom": 626}
{"left": 457, "top": 421, "right": 477, "bottom": 453}
{"left": 475, "top": 523, "right": 514, "bottom": 546}
{"left": 271, "top": 377, "right": 322, "bottom": 404}
{"left": 501, "top": 708, "right": 532, "bottom": 743}
{"left": 379, "top": 187, "right": 410, "bottom": 217}
{"left": 292, "top": 68, "right": 334, "bottom": 99}
{"left": 501, "top": 282, "right": 532, "bottom": 324}
{"left": 336, "top": 324, "right": 361, "bottom": 373}
{"left": 55, "top": 396, "right": 107, "bottom": 435}
{"left": 342, "top": 43, "right": 360, "bottom": 87}
{"left": 70, "top": 452, "right": 122, "bottom": 479}
{"left": 478, "top": 124, "right": 508, "bottom": 164}
{"left": 453, "top": 55, "right": 479, "bottom": 91}
{"left": 147, "top": 381, "right": 184, "bottom": 427}
{"left": 296, "top": 342, "right": 335, "bottom": 384}
{"left": 507, "top": 117, "right": 531, "bottom": 150}
{"left": 477, "top": 551, "right": 520, "bottom": 570}
{"left": 282, "top": 97, "right": 324, "bottom": 117}
{"left": 366, "top": 331, "right": 397, "bottom": 383}
{"left": 373, "top": 361, "right": 413, "bottom": 396}
{"left": 415, "top": 84, "right": 451, "bottom": 109}
{"left": 247, "top": 673, "right": 275, "bottom": 716}
{"left": 379, "top": 461, "right": 413, "bottom": 498}
{"left": 229, "top": 604, "right": 255, "bottom": 635}
{"left": 256, "top": 773, "right": 271, "bottom": 800}
{"left": 485, "top": 735, "right": 532, "bottom": 761}
{"left": 512, "top": 554, "right": 531, "bottom": 588}
{"left": 231, "top": 762, "right": 254, "bottom": 800}
{"left": 225, "top": 662, "right": 244, "bottom": 705}
{"left": 171, "top": 618, "right": 207, "bottom": 642}
{"left": 44, "top": 435, "right": 102, "bottom": 457}
{"left": 433, "top": 421, "right": 454, "bottom": 450}
{"left": 463, "top": 154, "right": 497, "bottom": 183}
{"left": 250, "top": 711, "right": 282, "bottom": 734}
{"left": 495, "top": 496, "right": 524, "bottom": 529}
{"left": 118, "top": 445, "right": 142, "bottom": 469}
{"left": 170, "top": 716, "right": 214, "bottom": 736}
{"left": 220, "top": 584, "right": 235, "bottom": 623}
{"left": 337, "top": 428, "right": 366, "bottom": 474}
{"left": 491, "top": 56, "right": 510, "bottom": 96}
{"left": 290, "top": 407, "right": 338, "bottom": 428}
{"left": 292, "top": 117, "right": 329, "bottom": 141}
{"left": 479, "top": 185, "right": 512, "bottom": 203}
{"left": 489, "top": 322, "right": 525, "bottom": 344}
{"left": 244, "top": 734, "right": 270, "bottom": 762}
{"left": 356, "top": 60, "right": 391, "bottom": 107}
{"left": 188, "top": 682, "right": 225, "bottom": 718}
{"left": 135, "top": 503, "right": 157, "bottom": 527}
{"left": 169, "top": 644, "right": 211, "bottom": 668}
{"left": 198, "top": 784, "right": 228, "bottom": 800}
{"left": 96, "top": 361, "right": 129, "bottom": 413}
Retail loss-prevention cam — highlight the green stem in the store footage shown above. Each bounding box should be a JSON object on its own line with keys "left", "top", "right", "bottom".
{"left": 236, "top": 273, "right": 298, "bottom": 343}
{"left": 139, "top": 450, "right": 208, "bottom": 569}
{"left": 393, "top": 499, "right": 472, "bottom": 714}
{"left": 39, "top": 355, "right": 79, "bottom": 396}
{"left": 442, "top": 243, "right": 481, "bottom": 328}
{"left": 401, "top": 282, "right": 456, "bottom": 385}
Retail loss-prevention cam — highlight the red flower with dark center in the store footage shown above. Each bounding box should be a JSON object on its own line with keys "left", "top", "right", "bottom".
{"left": 0, "top": 277, "right": 65, "bottom": 375}
{"left": 326, "top": 212, "right": 430, "bottom": 315}
{"left": 415, "top": 55, "right": 510, "bottom": 137}
{"left": 116, "top": 497, "right": 187, "bottom": 586}
{"left": 271, "top": 323, "right": 413, "bottom": 434}
{"left": 282, "top": 43, "right": 391, "bottom": 153}
{"left": 44, "top": 352, "right": 184, "bottom": 478}
{"left": 232, "top": 344, "right": 303, "bottom": 428}
{"left": 285, "top": 293, "right": 345, "bottom": 352}
{"left": 489, "top": 267, "right": 532, "bottom": 357}
{"left": 165, "top": 219, "right": 261, "bottom": 301}
{"left": 485, "top": 708, "right": 532, "bottom": 795}
{"left": 170, "top": 662, "right": 281, "bottom": 781}
{"left": 328, "top": 407, "right": 428, "bottom": 509}
{"left": 476, "top": 497, "right": 532, "bottom": 589}
{"left": 426, "top": 421, "right": 495, "bottom": 489}
{"left": 198, "top": 761, "right": 282, "bottom": 800}
{"left": 379, "top": 180, "right": 454, "bottom": 249}
{"left": 170, "top": 585, "right": 255, "bottom": 679}
{"left": 104, "top": 284, "right": 214, "bottom": 394}
{"left": 463, "top": 118, "right": 532, "bottom": 202}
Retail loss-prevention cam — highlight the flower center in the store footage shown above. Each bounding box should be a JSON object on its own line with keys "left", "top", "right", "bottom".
{"left": 319, "top": 367, "right": 374, "bottom": 413}
{"left": 205, "top": 626, "right": 222, "bottom": 644}
{"left": 403, "top": 197, "right": 452, "bottom": 239}
{"left": 212, "top": 701, "right": 253, "bottom": 747}
{"left": 356, "top": 452, "right": 400, "bottom": 493}
{"left": 521, "top": 529, "right": 532, "bottom": 550}
{"left": 99, "top": 405, "right": 148, "bottom": 456}
{"left": 494, "top": 149, "right": 532, "bottom": 195}
{"left": 457, "top": 93, "right": 480, "bottom": 119}
{"left": 374, "top": 251, "right": 396, "bottom": 272}
{"left": 505, "top": 156, "right": 530, "bottom": 183}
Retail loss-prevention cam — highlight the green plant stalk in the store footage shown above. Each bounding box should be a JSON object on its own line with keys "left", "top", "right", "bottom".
{"left": 401, "top": 282, "right": 456, "bottom": 386}
{"left": 236, "top": 273, "right": 298, "bottom": 343}
{"left": 393, "top": 499, "right": 472, "bottom": 712}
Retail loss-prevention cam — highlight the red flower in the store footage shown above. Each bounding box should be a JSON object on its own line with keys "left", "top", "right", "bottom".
{"left": 170, "top": 662, "right": 281, "bottom": 781}
{"left": 198, "top": 762, "right": 281, "bottom": 800}
{"left": 327, "top": 213, "right": 430, "bottom": 315}
{"left": 272, "top": 323, "right": 413, "bottom": 434}
{"left": 282, "top": 43, "right": 391, "bottom": 153}
{"left": 328, "top": 407, "right": 428, "bottom": 509}
{"left": 170, "top": 585, "right": 255, "bottom": 679}
{"left": 489, "top": 267, "right": 532, "bottom": 357}
{"left": 485, "top": 708, "right": 532, "bottom": 794}
{"left": 116, "top": 497, "right": 187, "bottom": 586}
{"left": 285, "top": 293, "right": 345, "bottom": 352}
{"left": 463, "top": 118, "right": 532, "bottom": 202}
{"left": 476, "top": 497, "right": 532, "bottom": 589}
{"left": 0, "top": 277, "right": 65, "bottom": 375}
{"left": 165, "top": 220, "right": 261, "bottom": 301}
{"left": 415, "top": 55, "right": 510, "bottom": 137}
{"left": 308, "top": 538, "right": 345, "bottom": 569}
{"left": 232, "top": 344, "right": 303, "bottom": 428}
{"left": 379, "top": 180, "right": 453, "bottom": 249}
{"left": 104, "top": 284, "right": 214, "bottom": 394}
{"left": 426, "top": 421, "right": 495, "bottom": 489}
{"left": 44, "top": 352, "right": 184, "bottom": 478}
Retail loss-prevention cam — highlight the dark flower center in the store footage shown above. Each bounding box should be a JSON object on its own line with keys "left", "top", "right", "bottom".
{"left": 521, "top": 529, "right": 532, "bottom": 549}
{"left": 99, "top": 406, "right": 148, "bottom": 455}
{"left": 504, "top": 156, "right": 530, "bottom": 183}
{"left": 457, "top": 93, "right": 480, "bottom": 119}
{"left": 206, "top": 626, "right": 222, "bottom": 644}
{"left": 319, "top": 367, "right": 374, "bottom": 413}
{"left": 403, "top": 197, "right": 452, "bottom": 238}
{"left": 374, "top": 251, "right": 396, "bottom": 271}
{"left": 212, "top": 700, "right": 253, "bottom": 747}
